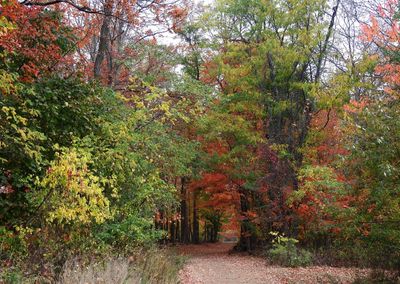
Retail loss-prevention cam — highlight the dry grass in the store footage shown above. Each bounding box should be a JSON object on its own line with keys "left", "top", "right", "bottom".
{"left": 57, "top": 248, "right": 184, "bottom": 284}
{"left": 58, "top": 257, "right": 140, "bottom": 284}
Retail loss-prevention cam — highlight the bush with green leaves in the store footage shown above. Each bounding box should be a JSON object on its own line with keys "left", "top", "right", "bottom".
{"left": 0, "top": 73, "right": 204, "bottom": 280}
{"left": 0, "top": 77, "right": 115, "bottom": 227}
{"left": 340, "top": 99, "right": 400, "bottom": 269}
{"left": 267, "top": 231, "right": 313, "bottom": 267}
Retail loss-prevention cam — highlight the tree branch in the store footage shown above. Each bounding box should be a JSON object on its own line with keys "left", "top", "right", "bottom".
{"left": 315, "top": 0, "right": 341, "bottom": 82}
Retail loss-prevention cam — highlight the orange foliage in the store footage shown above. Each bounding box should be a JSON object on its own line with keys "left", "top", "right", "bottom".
{"left": 361, "top": 0, "right": 400, "bottom": 94}
{"left": 309, "top": 109, "right": 349, "bottom": 164}
{"left": 291, "top": 108, "right": 354, "bottom": 235}
{"left": 0, "top": 1, "right": 69, "bottom": 81}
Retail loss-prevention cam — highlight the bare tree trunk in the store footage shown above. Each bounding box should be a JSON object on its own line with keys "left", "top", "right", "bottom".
{"left": 175, "top": 219, "right": 180, "bottom": 242}
{"left": 204, "top": 221, "right": 208, "bottom": 242}
{"left": 236, "top": 186, "right": 256, "bottom": 251}
{"left": 94, "top": 0, "right": 113, "bottom": 79}
{"left": 180, "top": 177, "right": 190, "bottom": 243}
{"left": 315, "top": 0, "right": 341, "bottom": 82}
{"left": 193, "top": 192, "right": 199, "bottom": 244}
{"left": 170, "top": 219, "right": 176, "bottom": 243}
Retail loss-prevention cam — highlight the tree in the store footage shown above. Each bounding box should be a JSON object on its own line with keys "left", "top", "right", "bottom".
{"left": 200, "top": 0, "right": 341, "bottom": 250}
{"left": 341, "top": 0, "right": 400, "bottom": 268}
{"left": 20, "top": 0, "right": 189, "bottom": 85}
{"left": 0, "top": 0, "right": 73, "bottom": 81}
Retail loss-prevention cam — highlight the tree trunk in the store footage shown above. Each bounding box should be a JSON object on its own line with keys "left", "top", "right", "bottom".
{"left": 176, "top": 219, "right": 180, "bottom": 242}
{"left": 180, "top": 177, "right": 190, "bottom": 243}
{"left": 192, "top": 192, "right": 199, "bottom": 244}
{"left": 170, "top": 220, "right": 176, "bottom": 243}
{"left": 94, "top": 0, "right": 113, "bottom": 79}
{"left": 203, "top": 221, "right": 207, "bottom": 242}
{"left": 236, "top": 187, "right": 256, "bottom": 251}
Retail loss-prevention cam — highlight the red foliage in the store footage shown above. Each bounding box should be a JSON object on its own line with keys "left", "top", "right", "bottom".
{"left": 190, "top": 173, "right": 239, "bottom": 209}
{"left": 0, "top": 1, "right": 68, "bottom": 81}
{"left": 57, "top": 0, "right": 189, "bottom": 85}
{"left": 361, "top": 0, "right": 400, "bottom": 93}
{"left": 290, "top": 109, "right": 354, "bottom": 237}
{"left": 309, "top": 109, "right": 349, "bottom": 164}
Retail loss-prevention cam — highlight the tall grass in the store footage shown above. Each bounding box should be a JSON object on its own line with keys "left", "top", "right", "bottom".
{"left": 58, "top": 248, "right": 184, "bottom": 284}
{"left": 0, "top": 247, "right": 185, "bottom": 284}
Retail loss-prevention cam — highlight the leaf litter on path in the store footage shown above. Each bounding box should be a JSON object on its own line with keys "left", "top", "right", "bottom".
{"left": 178, "top": 243, "right": 370, "bottom": 284}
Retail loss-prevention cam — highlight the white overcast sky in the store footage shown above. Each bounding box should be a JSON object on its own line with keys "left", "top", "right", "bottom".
{"left": 196, "top": 0, "right": 213, "bottom": 4}
{"left": 157, "top": 0, "right": 214, "bottom": 44}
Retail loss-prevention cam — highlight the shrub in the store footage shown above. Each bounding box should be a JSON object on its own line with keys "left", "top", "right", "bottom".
{"left": 267, "top": 231, "right": 313, "bottom": 267}
{"left": 0, "top": 227, "right": 24, "bottom": 261}
{"left": 94, "top": 214, "right": 164, "bottom": 251}
{"left": 35, "top": 147, "right": 111, "bottom": 226}
{"left": 0, "top": 270, "right": 25, "bottom": 284}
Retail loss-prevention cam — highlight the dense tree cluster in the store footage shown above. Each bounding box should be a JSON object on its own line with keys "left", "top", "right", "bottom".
{"left": 1, "top": 0, "right": 399, "bottom": 280}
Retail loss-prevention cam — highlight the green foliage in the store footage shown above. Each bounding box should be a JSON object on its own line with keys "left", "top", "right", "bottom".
{"left": 267, "top": 232, "right": 313, "bottom": 267}
{"left": 0, "top": 267, "right": 24, "bottom": 284}
{"left": 291, "top": 165, "right": 345, "bottom": 203}
{"left": 0, "top": 226, "right": 28, "bottom": 261}
{"left": 95, "top": 214, "right": 164, "bottom": 249}
{"left": 343, "top": 99, "right": 400, "bottom": 269}
{"left": 0, "top": 78, "right": 114, "bottom": 226}
{"left": 203, "top": 0, "right": 341, "bottom": 246}
{"left": 0, "top": 72, "right": 203, "bottom": 278}
{"left": 4, "top": 0, "right": 400, "bottom": 278}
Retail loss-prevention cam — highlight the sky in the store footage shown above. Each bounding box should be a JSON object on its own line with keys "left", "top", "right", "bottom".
{"left": 157, "top": 0, "right": 214, "bottom": 45}
{"left": 196, "top": 0, "right": 213, "bottom": 4}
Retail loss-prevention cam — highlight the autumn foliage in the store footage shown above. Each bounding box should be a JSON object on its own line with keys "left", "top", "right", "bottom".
{"left": 0, "top": 1, "right": 71, "bottom": 81}
{"left": 1, "top": 0, "right": 400, "bottom": 281}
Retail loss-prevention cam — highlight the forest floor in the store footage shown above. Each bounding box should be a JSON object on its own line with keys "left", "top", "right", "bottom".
{"left": 178, "top": 243, "right": 370, "bottom": 284}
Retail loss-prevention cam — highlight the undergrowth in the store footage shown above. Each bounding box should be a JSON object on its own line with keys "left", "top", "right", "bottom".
{"left": 266, "top": 232, "right": 313, "bottom": 267}
{"left": 0, "top": 247, "right": 185, "bottom": 284}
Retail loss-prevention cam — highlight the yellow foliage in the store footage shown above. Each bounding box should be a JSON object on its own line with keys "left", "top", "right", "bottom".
{"left": 40, "top": 148, "right": 111, "bottom": 225}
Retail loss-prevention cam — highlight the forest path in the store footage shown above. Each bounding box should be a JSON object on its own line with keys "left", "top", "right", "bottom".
{"left": 178, "top": 243, "right": 369, "bottom": 284}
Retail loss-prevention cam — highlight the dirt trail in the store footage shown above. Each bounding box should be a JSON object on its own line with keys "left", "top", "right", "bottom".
{"left": 178, "top": 243, "right": 369, "bottom": 284}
